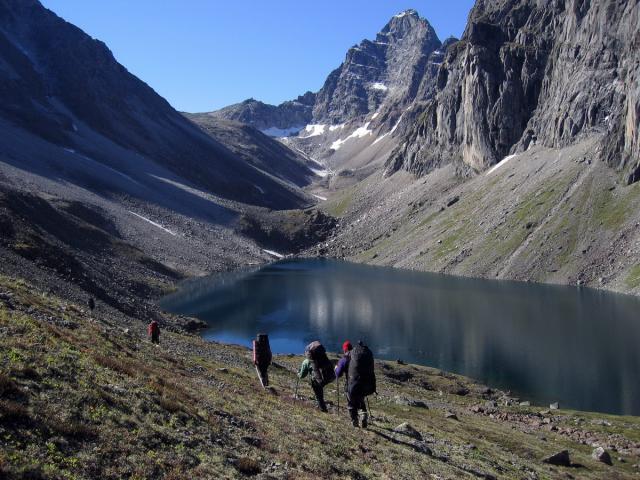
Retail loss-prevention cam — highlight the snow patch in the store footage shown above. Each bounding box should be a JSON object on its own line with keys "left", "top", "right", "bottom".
{"left": 330, "top": 122, "right": 373, "bottom": 151}
{"left": 372, "top": 132, "right": 389, "bottom": 146}
{"left": 129, "top": 211, "right": 177, "bottom": 236}
{"left": 261, "top": 125, "right": 303, "bottom": 137}
{"left": 486, "top": 154, "right": 518, "bottom": 176}
{"left": 254, "top": 185, "right": 265, "bottom": 194}
{"left": 371, "top": 82, "right": 388, "bottom": 91}
{"left": 311, "top": 193, "right": 327, "bottom": 201}
{"left": 263, "top": 249, "right": 284, "bottom": 259}
{"left": 301, "top": 124, "right": 327, "bottom": 137}
{"left": 328, "top": 124, "right": 345, "bottom": 132}
{"left": 311, "top": 167, "right": 330, "bottom": 178}
{"left": 371, "top": 112, "right": 380, "bottom": 120}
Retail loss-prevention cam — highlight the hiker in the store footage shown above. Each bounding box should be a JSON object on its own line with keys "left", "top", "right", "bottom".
{"left": 252, "top": 333, "right": 272, "bottom": 388}
{"left": 335, "top": 340, "right": 376, "bottom": 427}
{"left": 298, "top": 341, "right": 336, "bottom": 412}
{"left": 148, "top": 319, "right": 160, "bottom": 344}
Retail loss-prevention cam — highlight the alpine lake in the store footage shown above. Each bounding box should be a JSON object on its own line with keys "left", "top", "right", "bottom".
{"left": 160, "top": 258, "right": 640, "bottom": 416}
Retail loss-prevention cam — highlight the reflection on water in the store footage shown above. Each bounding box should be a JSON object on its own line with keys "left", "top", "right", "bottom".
{"left": 160, "top": 259, "right": 640, "bottom": 415}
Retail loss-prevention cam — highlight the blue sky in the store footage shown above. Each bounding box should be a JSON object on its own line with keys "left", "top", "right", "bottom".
{"left": 40, "top": 0, "right": 475, "bottom": 112}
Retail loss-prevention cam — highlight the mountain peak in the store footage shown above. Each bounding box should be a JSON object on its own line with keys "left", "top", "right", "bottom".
{"left": 394, "top": 9, "right": 419, "bottom": 19}
{"left": 379, "top": 8, "right": 435, "bottom": 41}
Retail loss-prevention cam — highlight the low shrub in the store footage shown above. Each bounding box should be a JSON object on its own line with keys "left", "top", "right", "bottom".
{"left": 94, "top": 355, "right": 136, "bottom": 377}
{"left": 159, "top": 396, "right": 182, "bottom": 414}
{"left": 0, "top": 399, "right": 30, "bottom": 425}
{"left": 0, "top": 372, "right": 20, "bottom": 397}
{"left": 234, "top": 457, "right": 261, "bottom": 476}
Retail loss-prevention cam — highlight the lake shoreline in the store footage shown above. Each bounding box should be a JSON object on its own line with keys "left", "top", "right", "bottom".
{"left": 164, "top": 258, "right": 640, "bottom": 416}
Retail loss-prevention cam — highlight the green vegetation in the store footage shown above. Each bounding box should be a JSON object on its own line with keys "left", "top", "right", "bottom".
{"left": 1, "top": 275, "right": 640, "bottom": 479}
{"left": 593, "top": 183, "right": 640, "bottom": 230}
{"left": 324, "top": 188, "right": 356, "bottom": 218}
{"left": 625, "top": 265, "right": 640, "bottom": 289}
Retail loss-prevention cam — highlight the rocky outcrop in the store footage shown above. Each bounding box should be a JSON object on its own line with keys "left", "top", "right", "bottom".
{"left": 312, "top": 9, "right": 442, "bottom": 124}
{"left": 205, "top": 93, "right": 316, "bottom": 136}
{"left": 387, "top": 0, "right": 640, "bottom": 183}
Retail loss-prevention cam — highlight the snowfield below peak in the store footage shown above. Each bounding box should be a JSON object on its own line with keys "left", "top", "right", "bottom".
{"left": 301, "top": 124, "right": 327, "bottom": 137}
{"left": 330, "top": 122, "right": 373, "bottom": 151}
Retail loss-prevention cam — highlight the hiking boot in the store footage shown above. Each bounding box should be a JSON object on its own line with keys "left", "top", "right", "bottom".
{"left": 319, "top": 404, "right": 328, "bottom": 413}
{"left": 352, "top": 418, "right": 359, "bottom": 427}
{"left": 361, "top": 413, "right": 368, "bottom": 429}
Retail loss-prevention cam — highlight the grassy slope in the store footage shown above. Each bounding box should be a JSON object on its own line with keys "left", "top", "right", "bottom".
{"left": 323, "top": 140, "right": 640, "bottom": 297}
{"left": 1, "top": 275, "right": 640, "bottom": 479}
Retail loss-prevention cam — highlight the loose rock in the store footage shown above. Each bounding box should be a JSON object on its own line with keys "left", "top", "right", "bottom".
{"left": 592, "top": 447, "right": 613, "bottom": 466}
{"left": 543, "top": 450, "right": 571, "bottom": 467}
{"left": 393, "top": 422, "right": 423, "bottom": 441}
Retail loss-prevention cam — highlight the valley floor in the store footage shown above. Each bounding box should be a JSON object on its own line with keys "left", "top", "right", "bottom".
{"left": 2, "top": 274, "right": 640, "bottom": 479}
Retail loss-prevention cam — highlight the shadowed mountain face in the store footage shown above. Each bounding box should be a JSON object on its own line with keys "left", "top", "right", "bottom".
{"left": 387, "top": 0, "right": 640, "bottom": 183}
{"left": 183, "top": 115, "right": 323, "bottom": 188}
{"left": 0, "top": 0, "right": 310, "bottom": 210}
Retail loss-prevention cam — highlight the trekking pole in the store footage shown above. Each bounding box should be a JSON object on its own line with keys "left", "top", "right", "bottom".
{"left": 294, "top": 377, "right": 300, "bottom": 401}
{"left": 336, "top": 377, "right": 340, "bottom": 410}
{"left": 366, "top": 396, "right": 373, "bottom": 421}
{"left": 255, "top": 365, "right": 264, "bottom": 388}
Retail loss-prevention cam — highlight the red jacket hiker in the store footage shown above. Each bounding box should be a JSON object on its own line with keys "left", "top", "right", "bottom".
{"left": 148, "top": 320, "right": 160, "bottom": 344}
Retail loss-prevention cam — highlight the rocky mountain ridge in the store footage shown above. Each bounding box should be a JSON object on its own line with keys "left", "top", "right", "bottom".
{"left": 204, "top": 10, "right": 448, "bottom": 170}
{"left": 202, "top": 92, "right": 316, "bottom": 137}
{"left": 0, "top": 0, "right": 312, "bottom": 210}
{"left": 387, "top": 0, "right": 640, "bottom": 185}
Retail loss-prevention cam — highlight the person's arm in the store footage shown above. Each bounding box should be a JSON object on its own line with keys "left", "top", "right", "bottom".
{"left": 298, "top": 359, "right": 311, "bottom": 379}
{"left": 334, "top": 356, "right": 348, "bottom": 378}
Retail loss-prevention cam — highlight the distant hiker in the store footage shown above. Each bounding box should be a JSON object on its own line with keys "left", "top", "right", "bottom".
{"left": 298, "top": 341, "right": 336, "bottom": 412}
{"left": 88, "top": 297, "right": 95, "bottom": 312}
{"left": 335, "top": 340, "right": 376, "bottom": 427}
{"left": 148, "top": 320, "right": 160, "bottom": 344}
{"left": 252, "top": 333, "right": 272, "bottom": 388}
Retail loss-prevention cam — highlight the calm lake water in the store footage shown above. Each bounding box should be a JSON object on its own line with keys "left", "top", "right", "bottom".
{"left": 160, "top": 259, "right": 640, "bottom": 416}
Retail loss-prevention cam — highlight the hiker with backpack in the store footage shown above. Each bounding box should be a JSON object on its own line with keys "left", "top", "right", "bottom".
{"left": 298, "top": 341, "right": 336, "bottom": 412}
{"left": 148, "top": 320, "right": 160, "bottom": 344}
{"left": 252, "top": 333, "right": 272, "bottom": 388}
{"left": 335, "top": 340, "right": 376, "bottom": 427}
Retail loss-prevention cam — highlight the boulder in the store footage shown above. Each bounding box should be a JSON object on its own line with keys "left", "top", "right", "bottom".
{"left": 592, "top": 447, "right": 613, "bottom": 466}
{"left": 519, "top": 401, "right": 531, "bottom": 407}
{"left": 550, "top": 402, "right": 560, "bottom": 410}
{"left": 543, "top": 450, "right": 571, "bottom": 467}
{"left": 394, "top": 396, "right": 428, "bottom": 409}
{"left": 393, "top": 422, "right": 423, "bottom": 441}
{"left": 445, "top": 411, "right": 459, "bottom": 420}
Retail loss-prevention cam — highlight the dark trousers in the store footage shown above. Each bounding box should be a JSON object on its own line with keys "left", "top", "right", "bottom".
{"left": 311, "top": 380, "right": 327, "bottom": 411}
{"left": 256, "top": 364, "right": 269, "bottom": 387}
{"left": 151, "top": 332, "right": 159, "bottom": 344}
{"left": 347, "top": 393, "right": 367, "bottom": 422}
